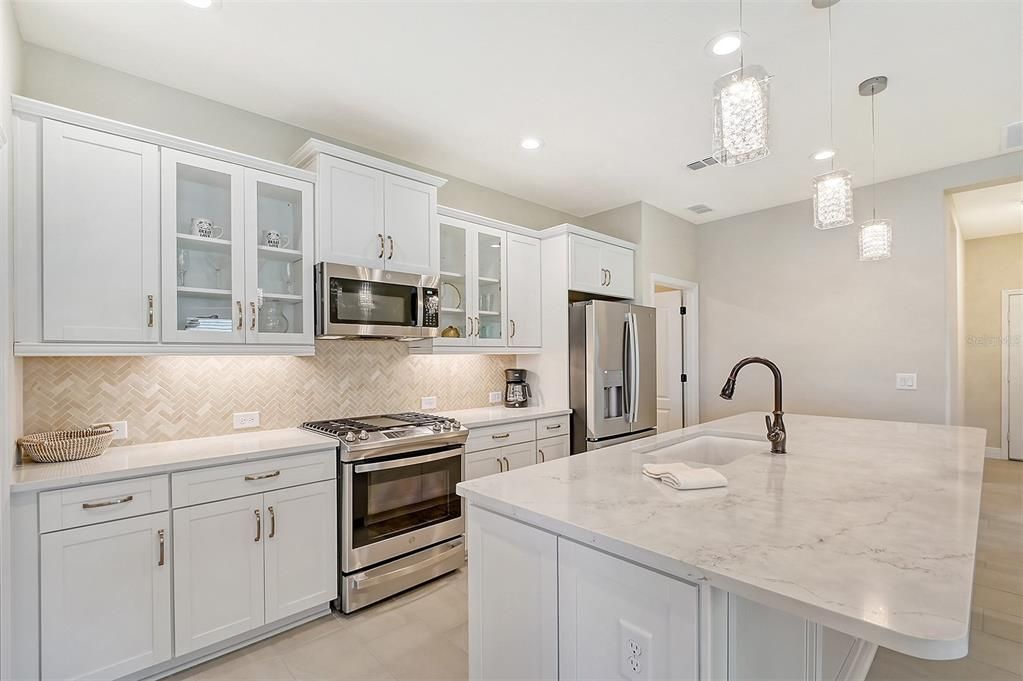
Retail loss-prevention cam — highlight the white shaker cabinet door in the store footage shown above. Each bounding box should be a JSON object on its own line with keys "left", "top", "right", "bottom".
{"left": 318, "top": 155, "right": 386, "bottom": 268}
{"left": 568, "top": 234, "right": 605, "bottom": 294}
{"left": 507, "top": 233, "right": 542, "bottom": 347}
{"left": 173, "top": 495, "right": 266, "bottom": 654}
{"left": 728, "top": 594, "right": 811, "bottom": 681}
{"left": 601, "top": 242, "right": 635, "bottom": 299}
{"left": 468, "top": 507, "right": 559, "bottom": 681}
{"left": 383, "top": 173, "right": 439, "bottom": 276}
{"left": 536, "top": 435, "right": 570, "bottom": 464}
{"left": 40, "top": 513, "right": 172, "bottom": 681}
{"left": 41, "top": 119, "right": 160, "bottom": 342}
{"left": 558, "top": 538, "right": 699, "bottom": 681}
{"left": 263, "top": 481, "right": 338, "bottom": 622}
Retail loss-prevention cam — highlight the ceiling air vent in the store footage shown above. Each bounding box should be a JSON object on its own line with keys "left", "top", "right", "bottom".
{"left": 1003, "top": 121, "right": 1023, "bottom": 152}
{"left": 685, "top": 156, "right": 719, "bottom": 171}
{"left": 687, "top": 203, "right": 713, "bottom": 215}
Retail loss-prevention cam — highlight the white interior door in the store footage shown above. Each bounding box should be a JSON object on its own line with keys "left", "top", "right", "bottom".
{"left": 1007, "top": 292, "right": 1023, "bottom": 460}
{"left": 655, "top": 289, "right": 684, "bottom": 433}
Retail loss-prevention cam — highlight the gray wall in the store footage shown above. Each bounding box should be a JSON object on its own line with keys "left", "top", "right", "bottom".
{"left": 698, "top": 152, "right": 1023, "bottom": 427}
{"left": 20, "top": 44, "right": 578, "bottom": 230}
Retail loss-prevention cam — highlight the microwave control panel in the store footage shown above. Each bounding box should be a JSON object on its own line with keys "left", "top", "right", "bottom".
{"left": 423, "top": 288, "right": 440, "bottom": 328}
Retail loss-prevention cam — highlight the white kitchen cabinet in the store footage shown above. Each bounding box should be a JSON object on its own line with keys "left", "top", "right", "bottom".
{"left": 316, "top": 154, "right": 385, "bottom": 268}
{"left": 568, "top": 233, "right": 635, "bottom": 299}
{"left": 468, "top": 507, "right": 559, "bottom": 681}
{"left": 40, "top": 512, "right": 172, "bottom": 681}
{"left": 384, "top": 173, "right": 439, "bottom": 276}
{"left": 507, "top": 233, "right": 542, "bottom": 348}
{"left": 536, "top": 434, "right": 570, "bottom": 464}
{"left": 729, "top": 594, "right": 812, "bottom": 681}
{"left": 437, "top": 216, "right": 507, "bottom": 348}
{"left": 502, "top": 441, "right": 539, "bottom": 470}
{"left": 173, "top": 495, "right": 265, "bottom": 654}
{"left": 558, "top": 538, "right": 699, "bottom": 681}
{"left": 465, "top": 451, "right": 504, "bottom": 480}
{"left": 41, "top": 119, "right": 160, "bottom": 343}
{"left": 263, "top": 481, "right": 337, "bottom": 621}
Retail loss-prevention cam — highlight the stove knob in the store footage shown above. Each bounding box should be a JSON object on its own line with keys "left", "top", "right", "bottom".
{"left": 344, "top": 431, "right": 357, "bottom": 443}
{"left": 443, "top": 421, "right": 453, "bottom": 431}
{"left": 431, "top": 422, "right": 443, "bottom": 432}
{"left": 451, "top": 421, "right": 461, "bottom": 429}
{"left": 358, "top": 430, "right": 370, "bottom": 441}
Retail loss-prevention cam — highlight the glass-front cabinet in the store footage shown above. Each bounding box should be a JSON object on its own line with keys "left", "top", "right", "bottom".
{"left": 437, "top": 217, "right": 506, "bottom": 347}
{"left": 161, "top": 149, "right": 313, "bottom": 346}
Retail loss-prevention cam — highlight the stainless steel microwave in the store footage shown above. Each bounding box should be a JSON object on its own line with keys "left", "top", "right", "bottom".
{"left": 315, "top": 263, "right": 440, "bottom": 340}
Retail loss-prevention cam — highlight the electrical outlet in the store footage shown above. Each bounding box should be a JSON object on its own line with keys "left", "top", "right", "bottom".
{"left": 489, "top": 391, "right": 503, "bottom": 404}
{"left": 233, "top": 411, "right": 260, "bottom": 429}
{"left": 421, "top": 396, "right": 438, "bottom": 410}
{"left": 95, "top": 421, "right": 128, "bottom": 441}
{"left": 896, "top": 373, "right": 918, "bottom": 390}
{"left": 619, "top": 620, "right": 651, "bottom": 681}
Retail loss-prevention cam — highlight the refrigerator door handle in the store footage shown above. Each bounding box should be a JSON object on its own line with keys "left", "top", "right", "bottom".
{"left": 622, "top": 316, "right": 632, "bottom": 419}
{"left": 627, "top": 312, "right": 640, "bottom": 423}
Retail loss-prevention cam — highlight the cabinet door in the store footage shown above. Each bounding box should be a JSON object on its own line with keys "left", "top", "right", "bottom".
{"left": 318, "top": 155, "right": 385, "bottom": 268}
{"left": 728, "top": 595, "right": 811, "bottom": 681}
{"left": 161, "top": 149, "right": 247, "bottom": 344}
{"left": 436, "top": 220, "right": 472, "bottom": 347}
{"left": 40, "top": 513, "right": 171, "bottom": 681}
{"left": 263, "top": 481, "right": 338, "bottom": 622}
{"left": 173, "top": 496, "right": 265, "bottom": 654}
{"left": 502, "top": 441, "right": 538, "bottom": 471}
{"left": 601, "top": 243, "right": 635, "bottom": 299}
{"left": 383, "top": 174, "right": 438, "bottom": 276}
{"left": 536, "top": 435, "right": 570, "bottom": 464}
{"left": 41, "top": 120, "right": 160, "bottom": 342}
{"left": 559, "top": 538, "right": 699, "bottom": 681}
{"left": 473, "top": 226, "right": 507, "bottom": 346}
{"left": 465, "top": 450, "right": 505, "bottom": 480}
{"left": 468, "top": 507, "right": 558, "bottom": 681}
{"left": 568, "top": 234, "right": 605, "bottom": 294}
{"left": 244, "top": 168, "right": 314, "bottom": 346}
{"left": 507, "top": 234, "right": 542, "bottom": 347}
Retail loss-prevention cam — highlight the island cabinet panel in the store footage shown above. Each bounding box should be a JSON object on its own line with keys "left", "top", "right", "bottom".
{"left": 468, "top": 507, "right": 558, "bottom": 681}
{"left": 558, "top": 538, "right": 699, "bottom": 681}
{"left": 728, "top": 594, "right": 812, "bottom": 681}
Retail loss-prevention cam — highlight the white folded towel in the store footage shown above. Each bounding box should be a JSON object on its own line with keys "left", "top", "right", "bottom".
{"left": 642, "top": 462, "right": 728, "bottom": 490}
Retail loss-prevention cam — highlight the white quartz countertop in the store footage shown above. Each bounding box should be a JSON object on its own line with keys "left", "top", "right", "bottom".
{"left": 11, "top": 428, "right": 338, "bottom": 493}
{"left": 457, "top": 412, "right": 987, "bottom": 660}
{"left": 437, "top": 405, "right": 571, "bottom": 428}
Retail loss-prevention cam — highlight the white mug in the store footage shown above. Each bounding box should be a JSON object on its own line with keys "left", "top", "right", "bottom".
{"left": 191, "top": 218, "right": 224, "bottom": 239}
{"left": 263, "top": 230, "right": 290, "bottom": 249}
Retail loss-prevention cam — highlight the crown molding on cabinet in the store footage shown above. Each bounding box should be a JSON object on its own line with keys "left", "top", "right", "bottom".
{"left": 436, "top": 205, "right": 541, "bottom": 238}
{"left": 288, "top": 138, "right": 447, "bottom": 188}
{"left": 538, "top": 223, "right": 637, "bottom": 251}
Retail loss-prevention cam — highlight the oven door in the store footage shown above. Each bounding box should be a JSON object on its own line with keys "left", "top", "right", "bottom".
{"left": 342, "top": 445, "right": 464, "bottom": 572}
{"left": 317, "top": 263, "right": 437, "bottom": 338}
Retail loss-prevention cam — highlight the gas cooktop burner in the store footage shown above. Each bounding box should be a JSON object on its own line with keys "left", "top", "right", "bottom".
{"left": 302, "top": 412, "right": 467, "bottom": 461}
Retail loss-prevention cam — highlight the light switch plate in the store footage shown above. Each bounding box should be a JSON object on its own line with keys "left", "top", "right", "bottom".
{"left": 95, "top": 421, "right": 128, "bottom": 440}
{"left": 233, "top": 411, "right": 260, "bottom": 429}
{"left": 896, "top": 373, "right": 918, "bottom": 390}
{"left": 489, "top": 391, "right": 503, "bottom": 404}
{"left": 421, "top": 396, "right": 438, "bottom": 410}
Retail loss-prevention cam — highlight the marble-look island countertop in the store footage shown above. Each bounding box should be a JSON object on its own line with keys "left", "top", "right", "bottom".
{"left": 457, "top": 412, "right": 987, "bottom": 660}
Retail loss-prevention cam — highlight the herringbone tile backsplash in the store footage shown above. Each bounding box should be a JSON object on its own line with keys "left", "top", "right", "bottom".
{"left": 23, "top": 341, "right": 516, "bottom": 445}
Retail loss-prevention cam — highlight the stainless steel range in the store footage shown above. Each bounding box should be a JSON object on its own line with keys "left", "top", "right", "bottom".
{"left": 303, "top": 412, "right": 468, "bottom": 613}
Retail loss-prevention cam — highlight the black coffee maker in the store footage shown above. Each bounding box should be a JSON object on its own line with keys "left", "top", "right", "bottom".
{"left": 504, "top": 368, "right": 532, "bottom": 408}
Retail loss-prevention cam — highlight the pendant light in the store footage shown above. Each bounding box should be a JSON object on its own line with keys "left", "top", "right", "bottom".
{"left": 811, "top": 2, "right": 854, "bottom": 230}
{"left": 858, "top": 76, "right": 892, "bottom": 261}
{"left": 712, "top": 0, "right": 771, "bottom": 166}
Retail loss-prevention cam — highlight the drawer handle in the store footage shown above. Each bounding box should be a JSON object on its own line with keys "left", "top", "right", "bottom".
{"left": 491, "top": 433, "right": 511, "bottom": 440}
{"left": 268, "top": 505, "right": 276, "bottom": 538}
{"left": 82, "top": 495, "right": 134, "bottom": 509}
{"left": 157, "top": 529, "right": 166, "bottom": 566}
{"left": 545, "top": 424, "right": 562, "bottom": 430}
{"left": 254, "top": 509, "right": 262, "bottom": 542}
{"left": 244, "top": 470, "right": 281, "bottom": 481}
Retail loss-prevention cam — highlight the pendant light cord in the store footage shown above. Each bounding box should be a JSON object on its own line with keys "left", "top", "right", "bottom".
{"left": 738, "top": 0, "right": 744, "bottom": 75}
{"left": 871, "top": 88, "right": 877, "bottom": 220}
{"left": 828, "top": 7, "right": 834, "bottom": 171}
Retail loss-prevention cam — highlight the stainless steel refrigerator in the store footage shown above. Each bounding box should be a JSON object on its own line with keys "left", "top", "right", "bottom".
{"left": 569, "top": 300, "right": 657, "bottom": 452}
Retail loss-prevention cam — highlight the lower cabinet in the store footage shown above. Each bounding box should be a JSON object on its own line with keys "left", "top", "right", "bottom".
{"left": 536, "top": 434, "right": 570, "bottom": 464}
{"left": 40, "top": 513, "right": 172, "bottom": 681}
{"left": 174, "top": 480, "right": 336, "bottom": 654}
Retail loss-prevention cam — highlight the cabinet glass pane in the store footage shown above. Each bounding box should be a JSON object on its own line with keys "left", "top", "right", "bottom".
{"left": 477, "top": 232, "right": 503, "bottom": 341}
{"left": 255, "top": 181, "right": 303, "bottom": 336}
{"left": 174, "top": 162, "right": 236, "bottom": 334}
{"left": 439, "top": 223, "right": 468, "bottom": 341}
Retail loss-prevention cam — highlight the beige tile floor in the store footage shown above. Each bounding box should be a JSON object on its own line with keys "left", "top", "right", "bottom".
{"left": 172, "top": 459, "right": 1022, "bottom": 681}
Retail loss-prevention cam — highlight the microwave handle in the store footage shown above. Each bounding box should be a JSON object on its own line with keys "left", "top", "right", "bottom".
{"left": 353, "top": 448, "right": 462, "bottom": 473}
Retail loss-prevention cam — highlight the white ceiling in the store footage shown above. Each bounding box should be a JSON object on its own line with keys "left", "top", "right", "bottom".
{"left": 952, "top": 180, "right": 1023, "bottom": 240}
{"left": 13, "top": 0, "right": 1022, "bottom": 224}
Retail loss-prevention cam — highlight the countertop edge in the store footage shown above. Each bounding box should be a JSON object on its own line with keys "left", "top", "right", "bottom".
{"left": 437, "top": 406, "right": 572, "bottom": 428}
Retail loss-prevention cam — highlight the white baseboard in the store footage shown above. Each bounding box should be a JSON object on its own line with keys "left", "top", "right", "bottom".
{"left": 985, "top": 446, "right": 1007, "bottom": 459}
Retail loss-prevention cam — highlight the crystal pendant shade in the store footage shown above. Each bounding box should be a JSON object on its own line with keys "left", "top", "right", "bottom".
{"left": 858, "top": 219, "right": 892, "bottom": 261}
{"left": 812, "top": 169, "right": 854, "bottom": 230}
{"left": 712, "top": 65, "right": 771, "bottom": 166}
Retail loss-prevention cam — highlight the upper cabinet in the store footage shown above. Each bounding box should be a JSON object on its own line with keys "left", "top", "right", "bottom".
{"left": 507, "top": 234, "right": 542, "bottom": 348}
{"left": 13, "top": 98, "right": 316, "bottom": 356}
{"left": 568, "top": 232, "right": 635, "bottom": 299}
{"left": 289, "top": 139, "right": 446, "bottom": 277}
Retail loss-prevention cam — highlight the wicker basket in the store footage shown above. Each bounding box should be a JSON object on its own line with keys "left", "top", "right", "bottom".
{"left": 17, "top": 425, "right": 116, "bottom": 463}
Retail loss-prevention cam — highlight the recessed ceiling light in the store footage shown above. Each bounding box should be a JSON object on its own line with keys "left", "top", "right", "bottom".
{"left": 520, "top": 137, "right": 543, "bottom": 151}
{"left": 811, "top": 148, "right": 837, "bottom": 161}
{"left": 182, "top": 0, "right": 217, "bottom": 8}
{"left": 706, "top": 32, "right": 742, "bottom": 56}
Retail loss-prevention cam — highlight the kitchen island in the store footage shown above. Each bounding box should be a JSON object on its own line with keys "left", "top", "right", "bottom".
{"left": 456, "top": 412, "right": 987, "bottom": 681}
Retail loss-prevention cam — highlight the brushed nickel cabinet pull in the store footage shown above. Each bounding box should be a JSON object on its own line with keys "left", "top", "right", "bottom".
{"left": 157, "top": 529, "right": 166, "bottom": 566}
{"left": 236, "top": 300, "right": 243, "bottom": 329}
{"left": 497, "top": 457, "right": 505, "bottom": 473}
{"left": 538, "top": 449, "right": 545, "bottom": 463}
{"left": 254, "top": 509, "right": 261, "bottom": 542}
{"left": 268, "top": 506, "right": 276, "bottom": 538}
{"left": 510, "top": 319, "right": 516, "bottom": 338}
{"left": 250, "top": 302, "right": 257, "bottom": 331}
{"left": 607, "top": 269, "right": 612, "bottom": 287}
{"left": 378, "top": 233, "right": 385, "bottom": 258}
{"left": 491, "top": 433, "right": 511, "bottom": 440}
{"left": 387, "top": 236, "right": 394, "bottom": 260}
{"left": 501, "top": 456, "right": 510, "bottom": 471}
{"left": 545, "top": 424, "right": 562, "bottom": 430}
{"left": 82, "top": 495, "right": 133, "bottom": 509}
{"left": 244, "top": 470, "right": 281, "bottom": 481}
{"left": 147, "top": 295, "right": 155, "bottom": 327}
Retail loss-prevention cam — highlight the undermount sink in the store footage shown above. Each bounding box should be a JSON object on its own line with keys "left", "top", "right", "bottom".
{"left": 641, "top": 432, "right": 768, "bottom": 466}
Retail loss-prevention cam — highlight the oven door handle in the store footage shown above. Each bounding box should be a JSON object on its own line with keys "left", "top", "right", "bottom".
{"left": 353, "top": 448, "right": 462, "bottom": 473}
{"left": 352, "top": 542, "right": 464, "bottom": 590}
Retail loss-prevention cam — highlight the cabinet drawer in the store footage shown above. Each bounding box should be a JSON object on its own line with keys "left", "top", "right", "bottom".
{"left": 40, "top": 475, "right": 169, "bottom": 533}
{"left": 536, "top": 415, "right": 570, "bottom": 440}
{"left": 171, "top": 450, "right": 336, "bottom": 508}
{"left": 465, "top": 420, "right": 537, "bottom": 454}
